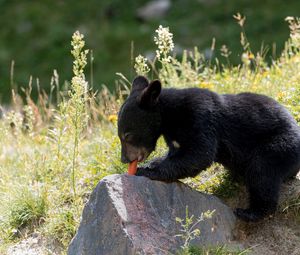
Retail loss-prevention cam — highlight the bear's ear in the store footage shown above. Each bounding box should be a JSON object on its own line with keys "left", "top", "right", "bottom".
{"left": 131, "top": 76, "right": 149, "bottom": 93}
{"left": 138, "top": 79, "right": 161, "bottom": 108}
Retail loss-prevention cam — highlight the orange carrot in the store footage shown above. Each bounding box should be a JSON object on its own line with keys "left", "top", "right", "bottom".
{"left": 128, "top": 160, "right": 138, "bottom": 175}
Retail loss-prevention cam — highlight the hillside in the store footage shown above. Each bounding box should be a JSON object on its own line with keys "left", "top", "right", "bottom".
{"left": 1, "top": 0, "right": 300, "bottom": 102}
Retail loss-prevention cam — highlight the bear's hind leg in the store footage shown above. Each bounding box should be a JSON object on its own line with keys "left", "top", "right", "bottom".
{"left": 235, "top": 167, "right": 281, "bottom": 222}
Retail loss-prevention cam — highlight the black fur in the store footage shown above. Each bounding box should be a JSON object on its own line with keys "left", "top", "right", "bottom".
{"left": 118, "top": 76, "right": 300, "bottom": 222}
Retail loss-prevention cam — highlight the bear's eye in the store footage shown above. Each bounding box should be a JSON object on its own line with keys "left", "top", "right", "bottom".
{"left": 124, "top": 132, "right": 133, "bottom": 142}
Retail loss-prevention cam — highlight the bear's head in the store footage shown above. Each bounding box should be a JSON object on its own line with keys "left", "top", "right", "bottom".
{"left": 118, "top": 76, "right": 162, "bottom": 163}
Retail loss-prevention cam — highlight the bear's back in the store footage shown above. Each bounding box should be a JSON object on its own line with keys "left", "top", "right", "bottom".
{"left": 219, "top": 92, "right": 299, "bottom": 146}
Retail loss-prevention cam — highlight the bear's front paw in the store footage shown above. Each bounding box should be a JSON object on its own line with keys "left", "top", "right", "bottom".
{"left": 136, "top": 166, "right": 178, "bottom": 182}
{"left": 234, "top": 208, "right": 264, "bottom": 222}
{"left": 136, "top": 166, "right": 157, "bottom": 179}
{"left": 148, "top": 157, "right": 165, "bottom": 168}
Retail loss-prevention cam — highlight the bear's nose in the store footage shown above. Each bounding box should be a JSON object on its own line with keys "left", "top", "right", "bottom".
{"left": 121, "top": 154, "right": 130, "bottom": 164}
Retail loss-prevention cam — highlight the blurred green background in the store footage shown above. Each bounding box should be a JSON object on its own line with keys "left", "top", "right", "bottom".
{"left": 0, "top": 0, "right": 300, "bottom": 102}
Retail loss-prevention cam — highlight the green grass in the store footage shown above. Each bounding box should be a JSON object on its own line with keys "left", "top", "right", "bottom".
{"left": 43, "top": 207, "right": 77, "bottom": 248}
{"left": 0, "top": 187, "right": 47, "bottom": 240}
{"left": 0, "top": 17, "right": 300, "bottom": 254}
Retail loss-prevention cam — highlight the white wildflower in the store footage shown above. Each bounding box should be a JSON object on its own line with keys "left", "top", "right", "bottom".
{"left": 154, "top": 25, "right": 174, "bottom": 63}
{"left": 241, "top": 52, "right": 251, "bottom": 66}
{"left": 71, "top": 31, "right": 89, "bottom": 79}
{"left": 285, "top": 16, "right": 300, "bottom": 48}
{"left": 134, "top": 55, "right": 150, "bottom": 75}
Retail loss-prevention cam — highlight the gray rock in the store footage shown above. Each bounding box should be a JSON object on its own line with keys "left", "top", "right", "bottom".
{"left": 137, "top": 0, "right": 171, "bottom": 21}
{"left": 68, "top": 174, "right": 236, "bottom": 255}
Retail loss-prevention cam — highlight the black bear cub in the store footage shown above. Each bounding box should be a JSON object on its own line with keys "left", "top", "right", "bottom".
{"left": 118, "top": 76, "right": 300, "bottom": 222}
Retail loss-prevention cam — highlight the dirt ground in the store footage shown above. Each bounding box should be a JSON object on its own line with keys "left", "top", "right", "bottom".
{"left": 6, "top": 235, "right": 63, "bottom": 255}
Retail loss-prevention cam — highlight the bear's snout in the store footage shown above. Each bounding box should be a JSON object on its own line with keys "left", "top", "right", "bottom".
{"left": 121, "top": 143, "right": 150, "bottom": 163}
